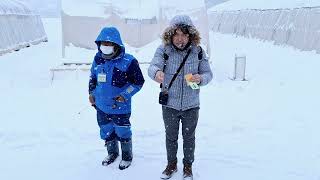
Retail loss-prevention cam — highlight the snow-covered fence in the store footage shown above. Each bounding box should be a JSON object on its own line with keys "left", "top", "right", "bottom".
{"left": 208, "top": 6, "right": 320, "bottom": 54}
{"left": 49, "top": 62, "right": 91, "bottom": 83}
{"left": 0, "top": 0, "right": 47, "bottom": 56}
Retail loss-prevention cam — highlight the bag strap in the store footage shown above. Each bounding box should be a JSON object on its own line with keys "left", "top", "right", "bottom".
{"left": 159, "top": 52, "right": 169, "bottom": 89}
{"left": 166, "top": 49, "right": 191, "bottom": 90}
{"left": 198, "top": 46, "right": 203, "bottom": 60}
{"left": 163, "top": 46, "right": 201, "bottom": 70}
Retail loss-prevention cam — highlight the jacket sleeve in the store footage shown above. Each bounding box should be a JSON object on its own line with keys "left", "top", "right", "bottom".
{"left": 148, "top": 45, "right": 165, "bottom": 81}
{"left": 119, "top": 59, "right": 145, "bottom": 100}
{"left": 88, "top": 60, "right": 97, "bottom": 95}
{"left": 198, "top": 49, "right": 213, "bottom": 86}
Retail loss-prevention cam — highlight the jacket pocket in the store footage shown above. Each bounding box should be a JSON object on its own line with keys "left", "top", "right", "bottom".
{"left": 112, "top": 67, "right": 128, "bottom": 88}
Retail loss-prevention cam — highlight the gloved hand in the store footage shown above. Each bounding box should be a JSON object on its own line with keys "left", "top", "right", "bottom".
{"left": 114, "top": 95, "right": 125, "bottom": 102}
{"left": 89, "top": 94, "right": 95, "bottom": 105}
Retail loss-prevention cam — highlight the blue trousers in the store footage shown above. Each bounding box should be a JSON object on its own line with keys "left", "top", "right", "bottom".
{"left": 96, "top": 108, "right": 132, "bottom": 142}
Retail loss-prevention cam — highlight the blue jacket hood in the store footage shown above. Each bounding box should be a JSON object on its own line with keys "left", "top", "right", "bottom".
{"left": 95, "top": 27, "right": 125, "bottom": 56}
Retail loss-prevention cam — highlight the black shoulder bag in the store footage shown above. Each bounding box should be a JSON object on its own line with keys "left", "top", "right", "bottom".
{"left": 159, "top": 49, "right": 191, "bottom": 105}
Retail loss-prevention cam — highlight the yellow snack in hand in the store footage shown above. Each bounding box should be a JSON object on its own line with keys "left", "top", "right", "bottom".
{"left": 185, "top": 74, "right": 193, "bottom": 82}
{"left": 185, "top": 73, "right": 199, "bottom": 90}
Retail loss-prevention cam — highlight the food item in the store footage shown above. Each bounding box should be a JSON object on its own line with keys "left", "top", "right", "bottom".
{"left": 184, "top": 73, "right": 199, "bottom": 90}
{"left": 185, "top": 74, "right": 193, "bottom": 82}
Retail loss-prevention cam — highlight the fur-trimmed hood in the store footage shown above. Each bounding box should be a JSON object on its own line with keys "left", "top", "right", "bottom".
{"left": 162, "top": 15, "right": 201, "bottom": 46}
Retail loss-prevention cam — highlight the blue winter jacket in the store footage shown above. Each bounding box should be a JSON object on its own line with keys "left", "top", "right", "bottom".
{"left": 89, "top": 27, "right": 145, "bottom": 114}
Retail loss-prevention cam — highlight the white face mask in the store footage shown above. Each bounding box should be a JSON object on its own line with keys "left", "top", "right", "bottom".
{"left": 100, "top": 45, "right": 114, "bottom": 55}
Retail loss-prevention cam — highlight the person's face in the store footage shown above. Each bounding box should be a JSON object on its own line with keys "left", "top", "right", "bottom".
{"left": 172, "top": 28, "right": 190, "bottom": 50}
{"left": 100, "top": 41, "right": 115, "bottom": 55}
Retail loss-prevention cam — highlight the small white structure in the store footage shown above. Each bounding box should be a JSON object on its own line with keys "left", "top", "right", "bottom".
{"left": 232, "top": 54, "right": 247, "bottom": 81}
{"left": 0, "top": 0, "right": 47, "bottom": 56}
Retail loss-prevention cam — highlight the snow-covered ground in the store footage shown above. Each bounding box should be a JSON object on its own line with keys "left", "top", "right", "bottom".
{"left": 0, "top": 18, "right": 320, "bottom": 180}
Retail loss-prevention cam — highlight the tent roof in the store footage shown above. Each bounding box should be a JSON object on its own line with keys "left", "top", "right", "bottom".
{"left": 209, "top": 0, "right": 320, "bottom": 11}
{"left": 0, "top": 0, "right": 34, "bottom": 15}
{"left": 61, "top": 0, "right": 158, "bottom": 18}
{"left": 61, "top": 0, "right": 205, "bottom": 18}
{"left": 61, "top": 0, "right": 111, "bottom": 17}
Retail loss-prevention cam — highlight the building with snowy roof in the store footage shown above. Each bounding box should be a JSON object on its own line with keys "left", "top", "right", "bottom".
{"left": 0, "top": 0, "right": 47, "bottom": 55}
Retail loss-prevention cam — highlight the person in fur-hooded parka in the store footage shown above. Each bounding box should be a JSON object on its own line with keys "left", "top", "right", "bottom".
{"left": 148, "top": 15, "right": 213, "bottom": 180}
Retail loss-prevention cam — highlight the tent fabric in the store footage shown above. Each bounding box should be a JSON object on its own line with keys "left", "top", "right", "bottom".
{"left": 0, "top": 0, "right": 33, "bottom": 15}
{"left": 61, "top": 0, "right": 210, "bottom": 58}
{"left": 0, "top": 0, "right": 47, "bottom": 55}
{"left": 208, "top": 7, "right": 320, "bottom": 54}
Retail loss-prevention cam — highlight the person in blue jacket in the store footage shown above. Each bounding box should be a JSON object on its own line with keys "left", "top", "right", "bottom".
{"left": 88, "top": 27, "right": 145, "bottom": 170}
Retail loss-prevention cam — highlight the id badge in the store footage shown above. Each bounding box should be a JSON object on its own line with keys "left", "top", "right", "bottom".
{"left": 97, "top": 73, "right": 107, "bottom": 83}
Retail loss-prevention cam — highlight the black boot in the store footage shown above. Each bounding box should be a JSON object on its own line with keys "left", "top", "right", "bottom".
{"left": 102, "top": 153, "right": 118, "bottom": 166}
{"left": 160, "top": 160, "right": 178, "bottom": 179}
{"left": 102, "top": 139, "right": 119, "bottom": 166}
{"left": 119, "top": 140, "right": 132, "bottom": 170}
{"left": 183, "top": 163, "right": 193, "bottom": 180}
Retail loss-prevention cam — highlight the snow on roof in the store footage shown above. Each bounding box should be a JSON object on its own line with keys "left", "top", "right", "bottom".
{"left": 0, "top": 0, "right": 34, "bottom": 15}
{"left": 117, "top": 0, "right": 159, "bottom": 19}
{"left": 209, "top": 0, "right": 320, "bottom": 11}
{"left": 62, "top": 0, "right": 205, "bottom": 19}
{"left": 160, "top": 0, "right": 206, "bottom": 20}
{"left": 61, "top": 0, "right": 158, "bottom": 18}
{"left": 61, "top": 0, "right": 111, "bottom": 17}
{"left": 161, "top": 0, "right": 205, "bottom": 11}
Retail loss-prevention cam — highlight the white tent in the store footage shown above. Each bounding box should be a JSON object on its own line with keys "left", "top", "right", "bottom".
{"left": 0, "top": 0, "right": 47, "bottom": 55}
{"left": 61, "top": 0, "right": 210, "bottom": 59}
{"left": 208, "top": 0, "right": 320, "bottom": 54}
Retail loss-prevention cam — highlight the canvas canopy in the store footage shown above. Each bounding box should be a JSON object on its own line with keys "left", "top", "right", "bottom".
{"left": 208, "top": 6, "right": 320, "bottom": 54}
{"left": 61, "top": 0, "right": 210, "bottom": 58}
{"left": 0, "top": 0, "right": 32, "bottom": 15}
{"left": 0, "top": 0, "right": 47, "bottom": 55}
{"left": 209, "top": 0, "right": 320, "bottom": 11}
